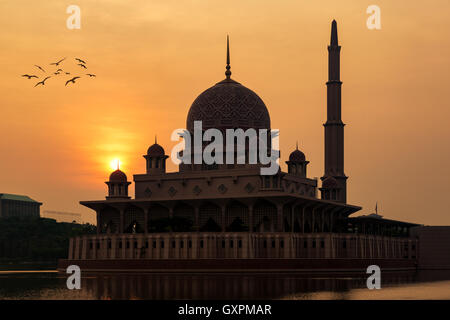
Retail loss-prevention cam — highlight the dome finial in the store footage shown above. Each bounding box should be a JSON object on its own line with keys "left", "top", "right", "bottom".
{"left": 225, "top": 35, "right": 231, "bottom": 79}
{"left": 296, "top": 141, "right": 299, "bottom": 150}
{"left": 155, "top": 135, "right": 157, "bottom": 144}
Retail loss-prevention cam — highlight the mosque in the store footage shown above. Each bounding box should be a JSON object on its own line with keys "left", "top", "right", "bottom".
{"left": 60, "top": 21, "right": 424, "bottom": 271}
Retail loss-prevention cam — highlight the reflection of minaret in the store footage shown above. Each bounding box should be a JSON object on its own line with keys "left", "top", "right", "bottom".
{"left": 320, "top": 20, "right": 348, "bottom": 203}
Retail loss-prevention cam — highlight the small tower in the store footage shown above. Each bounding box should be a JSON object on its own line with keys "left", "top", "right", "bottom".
{"left": 144, "top": 138, "right": 168, "bottom": 174}
{"left": 106, "top": 169, "right": 131, "bottom": 199}
{"left": 286, "top": 143, "right": 309, "bottom": 177}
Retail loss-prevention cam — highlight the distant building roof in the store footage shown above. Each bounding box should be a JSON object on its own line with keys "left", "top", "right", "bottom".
{"left": 349, "top": 213, "right": 420, "bottom": 227}
{"left": 0, "top": 193, "right": 42, "bottom": 204}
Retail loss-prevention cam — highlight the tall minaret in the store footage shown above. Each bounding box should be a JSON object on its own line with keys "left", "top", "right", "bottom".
{"left": 320, "top": 20, "right": 348, "bottom": 203}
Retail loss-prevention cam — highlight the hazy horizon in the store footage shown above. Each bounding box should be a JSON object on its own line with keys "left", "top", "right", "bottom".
{"left": 1, "top": 0, "right": 449, "bottom": 225}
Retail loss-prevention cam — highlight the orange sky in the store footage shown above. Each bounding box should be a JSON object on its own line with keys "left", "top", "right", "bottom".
{"left": 0, "top": 0, "right": 449, "bottom": 225}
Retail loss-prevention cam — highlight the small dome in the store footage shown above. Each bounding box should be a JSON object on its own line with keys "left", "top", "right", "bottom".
{"left": 147, "top": 143, "right": 165, "bottom": 157}
{"left": 289, "top": 149, "right": 305, "bottom": 162}
{"left": 322, "top": 176, "right": 338, "bottom": 188}
{"left": 109, "top": 169, "right": 127, "bottom": 182}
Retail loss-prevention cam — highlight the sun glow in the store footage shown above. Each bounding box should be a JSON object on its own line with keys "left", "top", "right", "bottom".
{"left": 110, "top": 158, "right": 121, "bottom": 171}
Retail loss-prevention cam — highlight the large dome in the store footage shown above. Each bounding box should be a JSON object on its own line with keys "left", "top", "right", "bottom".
{"left": 186, "top": 78, "right": 271, "bottom": 132}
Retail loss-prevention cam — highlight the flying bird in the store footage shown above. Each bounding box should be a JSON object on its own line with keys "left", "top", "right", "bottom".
{"left": 34, "top": 65, "right": 45, "bottom": 73}
{"left": 50, "top": 57, "right": 66, "bottom": 66}
{"left": 22, "top": 74, "right": 38, "bottom": 79}
{"left": 54, "top": 71, "right": 60, "bottom": 75}
{"left": 65, "top": 72, "right": 71, "bottom": 75}
{"left": 77, "top": 63, "right": 87, "bottom": 69}
{"left": 75, "top": 58, "right": 86, "bottom": 64}
{"left": 34, "top": 76, "right": 51, "bottom": 87}
{"left": 86, "top": 73, "right": 96, "bottom": 77}
{"left": 56, "top": 68, "right": 63, "bottom": 72}
{"left": 65, "top": 76, "right": 80, "bottom": 86}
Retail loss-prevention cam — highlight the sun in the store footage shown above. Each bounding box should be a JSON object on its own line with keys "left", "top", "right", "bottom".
{"left": 110, "top": 159, "right": 121, "bottom": 171}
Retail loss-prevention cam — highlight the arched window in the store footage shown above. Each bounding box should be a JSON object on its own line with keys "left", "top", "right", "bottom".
{"left": 124, "top": 207, "right": 144, "bottom": 233}
{"left": 225, "top": 202, "right": 249, "bottom": 232}
{"left": 253, "top": 201, "right": 277, "bottom": 232}
{"left": 172, "top": 203, "right": 195, "bottom": 232}
{"left": 100, "top": 208, "right": 120, "bottom": 234}
{"left": 199, "top": 203, "right": 221, "bottom": 232}
{"left": 148, "top": 205, "right": 170, "bottom": 232}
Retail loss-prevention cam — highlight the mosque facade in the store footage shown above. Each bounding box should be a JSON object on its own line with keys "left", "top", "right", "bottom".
{"left": 62, "top": 21, "right": 420, "bottom": 270}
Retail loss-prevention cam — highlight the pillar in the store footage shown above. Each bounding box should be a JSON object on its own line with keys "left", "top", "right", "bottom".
{"left": 68, "top": 238, "right": 74, "bottom": 259}
{"left": 301, "top": 206, "right": 305, "bottom": 233}
{"left": 290, "top": 206, "right": 295, "bottom": 233}
{"left": 81, "top": 236, "right": 87, "bottom": 259}
{"left": 111, "top": 236, "right": 116, "bottom": 259}
{"left": 96, "top": 210, "right": 101, "bottom": 234}
{"left": 248, "top": 205, "right": 254, "bottom": 233}
{"left": 276, "top": 204, "right": 283, "bottom": 232}
{"left": 221, "top": 205, "right": 226, "bottom": 232}
{"left": 194, "top": 207, "right": 199, "bottom": 232}
{"left": 119, "top": 209, "right": 124, "bottom": 234}
{"left": 144, "top": 208, "right": 149, "bottom": 234}
{"left": 75, "top": 237, "right": 81, "bottom": 260}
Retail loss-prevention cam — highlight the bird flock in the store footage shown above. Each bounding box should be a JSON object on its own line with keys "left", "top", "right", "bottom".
{"left": 21, "top": 57, "right": 96, "bottom": 87}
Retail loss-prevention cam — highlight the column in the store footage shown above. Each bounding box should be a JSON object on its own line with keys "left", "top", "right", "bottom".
{"left": 276, "top": 204, "right": 283, "bottom": 232}
{"left": 301, "top": 206, "right": 305, "bottom": 233}
{"left": 137, "top": 236, "right": 143, "bottom": 259}
{"left": 191, "top": 233, "right": 198, "bottom": 259}
{"left": 321, "top": 209, "right": 325, "bottom": 232}
{"left": 194, "top": 207, "right": 199, "bottom": 232}
{"left": 290, "top": 206, "right": 295, "bottom": 233}
{"left": 329, "top": 211, "right": 334, "bottom": 233}
{"left": 241, "top": 234, "right": 248, "bottom": 258}
{"left": 81, "top": 236, "right": 87, "bottom": 259}
{"left": 248, "top": 205, "right": 254, "bottom": 233}
{"left": 68, "top": 238, "right": 74, "bottom": 259}
{"left": 119, "top": 209, "right": 124, "bottom": 234}
{"left": 163, "top": 234, "right": 169, "bottom": 259}
{"left": 75, "top": 237, "right": 81, "bottom": 260}
{"left": 221, "top": 205, "right": 226, "bottom": 232}
{"left": 144, "top": 208, "right": 149, "bottom": 234}
{"left": 111, "top": 236, "right": 116, "bottom": 259}
{"left": 121, "top": 237, "right": 126, "bottom": 259}
{"left": 96, "top": 210, "right": 101, "bottom": 234}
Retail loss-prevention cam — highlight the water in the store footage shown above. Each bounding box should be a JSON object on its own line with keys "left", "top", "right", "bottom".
{"left": 0, "top": 270, "right": 449, "bottom": 300}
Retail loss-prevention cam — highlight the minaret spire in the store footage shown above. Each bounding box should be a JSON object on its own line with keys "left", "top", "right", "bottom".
{"left": 225, "top": 35, "right": 231, "bottom": 79}
{"left": 330, "top": 20, "right": 338, "bottom": 46}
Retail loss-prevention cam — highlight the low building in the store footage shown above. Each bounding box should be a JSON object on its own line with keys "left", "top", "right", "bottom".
{"left": 0, "top": 193, "right": 42, "bottom": 218}
{"left": 410, "top": 226, "right": 450, "bottom": 270}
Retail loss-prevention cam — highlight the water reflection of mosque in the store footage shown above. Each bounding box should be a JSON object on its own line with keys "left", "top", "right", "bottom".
{"left": 80, "top": 272, "right": 422, "bottom": 300}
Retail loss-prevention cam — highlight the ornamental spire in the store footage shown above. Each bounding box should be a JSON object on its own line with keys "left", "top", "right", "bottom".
{"left": 225, "top": 35, "right": 231, "bottom": 79}
{"left": 330, "top": 20, "right": 338, "bottom": 46}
